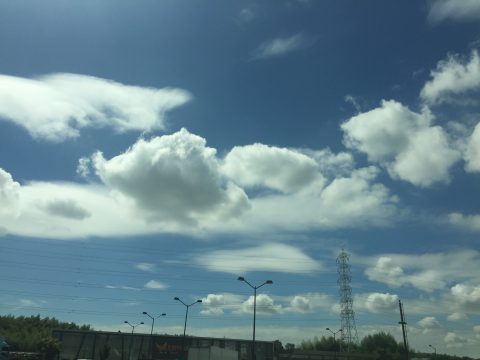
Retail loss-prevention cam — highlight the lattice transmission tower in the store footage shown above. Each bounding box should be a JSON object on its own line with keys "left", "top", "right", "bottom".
{"left": 337, "top": 249, "right": 358, "bottom": 351}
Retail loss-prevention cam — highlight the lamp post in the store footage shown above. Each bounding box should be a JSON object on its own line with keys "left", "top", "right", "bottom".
{"left": 143, "top": 312, "right": 165, "bottom": 359}
{"left": 174, "top": 297, "right": 202, "bottom": 355}
{"left": 326, "top": 328, "right": 342, "bottom": 360}
{"left": 125, "top": 321, "right": 144, "bottom": 334}
{"left": 428, "top": 344, "right": 436, "bottom": 358}
{"left": 237, "top": 277, "right": 273, "bottom": 360}
{"left": 124, "top": 321, "right": 143, "bottom": 360}
{"left": 143, "top": 312, "right": 166, "bottom": 336}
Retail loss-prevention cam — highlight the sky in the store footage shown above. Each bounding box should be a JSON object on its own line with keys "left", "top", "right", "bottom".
{"left": 1, "top": 0, "right": 480, "bottom": 357}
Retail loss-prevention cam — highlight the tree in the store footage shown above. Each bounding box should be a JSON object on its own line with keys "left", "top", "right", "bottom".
{"left": 0, "top": 315, "right": 91, "bottom": 352}
{"left": 299, "top": 336, "right": 337, "bottom": 352}
{"left": 38, "top": 337, "right": 60, "bottom": 360}
{"left": 359, "top": 332, "right": 399, "bottom": 360}
{"left": 285, "top": 343, "right": 295, "bottom": 353}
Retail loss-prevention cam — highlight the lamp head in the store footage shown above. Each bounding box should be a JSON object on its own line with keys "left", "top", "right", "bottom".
{"left": 266, "top": 280, "right": 273, "bottom": 284}
{"left": 326, "top": 327, "right": 330, "bottom": 330}
{"left": 237, "top": 276, "right": 245, "bottom": 281}
{"left": 161, "top": 313, "right": 166, "bottom": 316}
{"left": 197, "top": 299, "right": 202, "bottom": 303}
{"left": 140, "top": 322, "right": 144, "bottom": 324}
{"left": 174, "top": 297, "right": 180, "bottom": 301}
{"left": 124, "top": 321, "right": 128, "bottom": 324}
{"left": 142, "top": 311, "right": 147, "bottom": 314}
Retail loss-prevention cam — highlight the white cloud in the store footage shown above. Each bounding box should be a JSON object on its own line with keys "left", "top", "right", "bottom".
{"left": 451, "top": 283, "right": 480, "bottom": 311}
{"left": 0, "top": 131, "right": 398, "bottom": 239}
{"left": 91, "top": 128, "right": 251, "bottom": 225}
{"left": 200, "top": 293, "right": 244, "bottom": 316}
{"left": 0, "top": 73, "right": 191, "bottom": 141}
{"left": 363, "top": 250, "right": 480, "bottom": 293}
{"left": 135, "top": 263, "right": 156, "bottom": 272}
{"left": 365, "top": 257, "right": 405, "bottom": 287}
{"left": 253, "top": 34, "right": 309, "bottom": 59}
{"left": 390, "top": 126, "right": 460, "bottom": 186}
{"left": 18, "top": 299, "right": 40, "bottom": 307}
{"left": 306, "top": 149, "right": 355, "bottom": 178}
{"left": 474, "top": 325, "right": 480, "bottom": 339}
{"left": 444, "top": 332, "right": 468, "bottom": 348}
{"left": 428, "top": 0, "right": 480, "bottom": 23}
{"left": 77, "top": 157, "right": 91, "bottom": 178}
{"left": 417, "top": 317, "right": 442, "bottom": 333}
{"left": 42, "top": 199, "right": 91, "bottom": 220}
{"left": 237, "top": 294, "right": 282, "bottom": 314}
{"left": 201, "top": 294, "right": 228, "bottom": 316}
{"left": 421, "top": 51, "right": 480, "bottom": 105}
{"left": 288, "top": 296, "right": 312, "bottom": 313}
{"left": 448, "top": 212, "right": 480, "bottom": 232}
{"left": 365, "top": 293, "right": 398, "bottom": 313}
{"left": 465, "top": 122, "right": 480, "bottom": 172}
{"left": 342, "top": 100, "right": 460, "bottom": 187}
{"left": 221, "top": 143, "right": 323, "bottom": 193}
{"left": 105, "top": 285, "right": 141, "bottom": 291}
{"left": 344, "top": 94, "right": 362, "bottom": 113}
{"left": 144, "top": 280, "right": 168, "bottom": 290}
{"left": 0, "top": 168, "right": 20, "bottom": 216}
{"left": 447, "top": 312, "right": 468, "bottom": 321}
{"left": 238, "top": 7, "right": 256, "bottom": 23}
{"left": 285, "top": 293, "right": 333, "bottom": 313}
{"left": 244, "top": 166, "right": 398, "bottom": 232}
{"left": 195, "top": 243, "right": 322, "bottom": 274}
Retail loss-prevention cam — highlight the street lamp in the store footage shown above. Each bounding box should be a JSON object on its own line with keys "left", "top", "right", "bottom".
{"left": 143, "top": 312, "right": 165, "bottom": 359}
{"left": 124, "top": 321, "right": 143, "bottom": 360}
{"left": 326, "top": 328, "right": 343, "bottom": 360}
{"left": 124, "top": 321, "right": 144, "bottom": 334}
{"left": 237, "top": 277, "right": 273, "bottom": 360}
{"left": 174, "top": 297, "right": 202, "bottom": 353}
{"left": 428, "top": 344, "right": 436, "bottom": 358}
{"left": 143, "top": 312, "right": 166, "bottom": 336}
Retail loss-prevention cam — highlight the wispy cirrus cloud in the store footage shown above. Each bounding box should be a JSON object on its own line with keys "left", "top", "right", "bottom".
{"left": 105, "top": 285, "right": 141, "bottom": 291}
{"left": 428, "top": 0, "right": 480, "bottom": 23}
{"left": 0, "top": 73, "right": 191, "bottom": 142}
{"left": 252, "top": 33, "right": 311, "bottom": 60}
{"left": 135, "top": 263, "right": 156, "bottom": 272}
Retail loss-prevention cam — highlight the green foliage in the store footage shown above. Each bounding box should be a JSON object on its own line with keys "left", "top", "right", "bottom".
{"left": 359, "top": 331, "right": 399, "bottom": 356}
{"left": 37, "top": 337, "right": 60, "bottom": 360}
{"left": 0, "top": 315, "right": 91, "bottom": 352}
{"left": 299, "top": 335, "right": 340, "bottom": 352}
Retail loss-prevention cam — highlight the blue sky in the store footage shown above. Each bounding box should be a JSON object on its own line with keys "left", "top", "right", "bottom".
{"left": 1, "top": 0, "right": 480, "bottom": 357}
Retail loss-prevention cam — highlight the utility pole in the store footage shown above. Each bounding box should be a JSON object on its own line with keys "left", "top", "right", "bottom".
{"left": 398, "top": 300, "right": 409, "bottom": 360}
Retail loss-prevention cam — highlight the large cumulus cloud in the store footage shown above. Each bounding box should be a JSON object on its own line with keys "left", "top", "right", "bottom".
{"left": 342, "top": 100, "right": 461, "bottom": 187}
{"left": 0, "top": 168, "right": 20, "bottom": 218}
{"left": 221, "top": 143, "right": 323, "bottom": 193}
{"left": 91, "top": 128, "right": 250, "bottom": 224}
